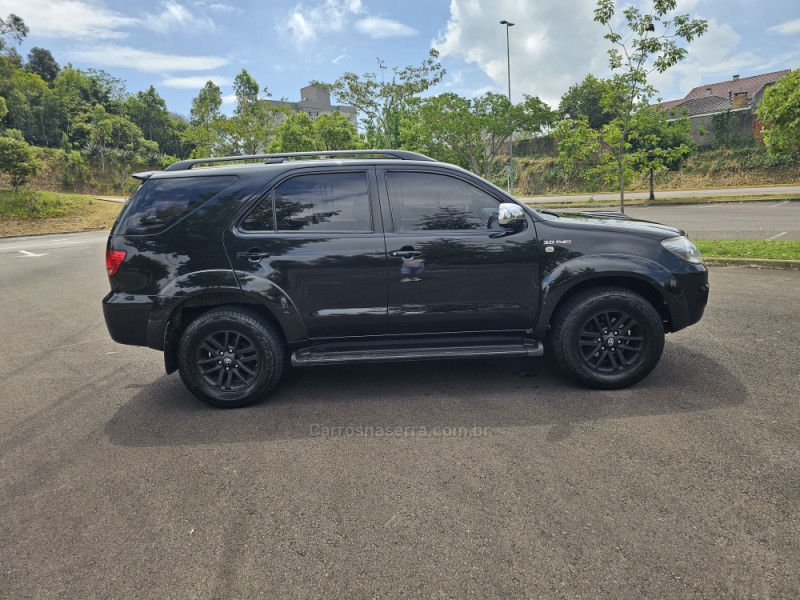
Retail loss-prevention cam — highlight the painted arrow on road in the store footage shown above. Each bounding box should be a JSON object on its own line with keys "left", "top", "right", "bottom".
{"left": 17, "top": 250, "right": 49, "bottom": 257}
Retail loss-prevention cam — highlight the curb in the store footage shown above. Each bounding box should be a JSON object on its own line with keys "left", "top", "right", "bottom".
{"left": 704, "top": 257, "right": 800, "bottom": 271}
{"left": 0, "top": 228, "right": 110, "bottom": 239}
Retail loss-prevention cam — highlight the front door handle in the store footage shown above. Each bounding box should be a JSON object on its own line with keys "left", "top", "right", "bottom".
{"left": 237, "top": 248, "right": 270, "bottom": 263}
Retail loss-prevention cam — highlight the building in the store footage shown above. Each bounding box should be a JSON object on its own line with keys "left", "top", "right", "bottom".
{"left": 657, "top": 70, "right": 791, "bottom": 147}
{"left": 265, "top": 85, "right": 358, "bottom": 127}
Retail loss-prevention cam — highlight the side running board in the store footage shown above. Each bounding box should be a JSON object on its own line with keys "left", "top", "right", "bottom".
{"left": 291, "top": 341, "right": 543, "bottom": 367}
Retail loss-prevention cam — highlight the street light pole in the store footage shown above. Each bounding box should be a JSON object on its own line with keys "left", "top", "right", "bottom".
{"left": 500, "top": 20, "right": 515, "bottom": 195}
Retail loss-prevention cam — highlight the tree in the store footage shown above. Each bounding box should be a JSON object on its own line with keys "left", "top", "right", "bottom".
{"left": 313, "top": 111, "right": 359, "bottom": 150}
{"left": 558, "top": 74, "right": 613, "bottom": 130}
{"left": 186, "top": 80, "right": 223, "bottom": 157}
{"left": 555, "top": 103, "right": 693, "bottom": 199}
{"left": 0, "top": 13, "right": 28, "bottom": 49}
{"left": 629, "top": 106, "right": 693, "bottom": 199}
{"left": 757, "top": 70, "right": 800, "bottom": 156}
{"left": 0, "top": 132, "right": 40, "bottom": 191}
{"left": 272, "top": 112, "right": 316, "bottom": 152}
{"left": 216, "top": 70, "right": 286, "bottom": 155}
{"left": 124, "top": 85, "right": 184, "bottom": 155}
{"left": 26, "top": 47, "right": 59, "bottom": 83}
{"left": 315, "top": 49, "right": 445, "bottom": 148}
{"left": 592, "top": 0, "right": 707, "bottom": 211}
{"left": 410, "top": 92, "right": 553, "bottom": 180}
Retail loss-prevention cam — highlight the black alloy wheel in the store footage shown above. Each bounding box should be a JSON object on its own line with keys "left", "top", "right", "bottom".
{"left": 577, "top": 309, "right": 644, "bottom": 374}
{"left": 178, "top": 307, "right": 286, "bottom": 408}
{"left": 551, "top": 287, "right": 665, "bottom": 389}
{"left": 196, "top": 330, "right": 260, "bottom": 392}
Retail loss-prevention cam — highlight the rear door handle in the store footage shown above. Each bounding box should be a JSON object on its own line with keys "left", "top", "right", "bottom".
{"left": 237, "top": 248, "right": 270, "bottom": 262}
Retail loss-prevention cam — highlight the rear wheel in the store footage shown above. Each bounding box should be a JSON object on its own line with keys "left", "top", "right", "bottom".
{"left": 551, "top": 288, "right": 665, "bottom": 389}
{"left": 178, "top": 307, "right": 285, "bottom": 408}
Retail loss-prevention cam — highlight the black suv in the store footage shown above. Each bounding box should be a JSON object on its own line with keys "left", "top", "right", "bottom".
{"left": 103, "top": 150, "right": 709, "bottom": 407}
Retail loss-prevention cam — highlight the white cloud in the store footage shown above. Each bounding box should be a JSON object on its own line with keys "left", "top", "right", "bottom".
{"left": 207, "top": 3, "right": 242, "bottom": 13}
{"left": 284, "top": 0, "right": 363, "bottom": 44}
{"left": 770, "top": 19, "right": 800, "bottom": 35}
{"left": 435, "top": 0, "right": 606, "bottom": 108}
{"left": 354, "top": 17, "right": 417, "bottom": 39}
{"left": 650, "top": 19, "right": 757, "bottom": 100}
{"left": 0, "top": 0, "right": 138, "bottom": 39}
{"left": 469, "top": 85, "right": 498, "bottom": 98}
{"left": 145, "top": 0, "right": 215, "bottom": 33}
{"left": 68, "top": 45, "right": 230, "bottom": 73}
{"left": 332, "top": 54, "right": 348, "bottom": 64}
{"left": 221, "top": 93, "right": 237, "bottom": 104}
{"left": 162, "top": 75, "right": 232, "bottom": 88}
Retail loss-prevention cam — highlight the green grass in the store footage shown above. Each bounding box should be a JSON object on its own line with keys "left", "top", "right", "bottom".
{"left": 0, "top": 189, "right": 122, "bottom": 236}
{"left": 698, "top": 240, "right": 800, "bottom": 261}
{"left": 0, "top": 189, "right": 100, "bottom": 219}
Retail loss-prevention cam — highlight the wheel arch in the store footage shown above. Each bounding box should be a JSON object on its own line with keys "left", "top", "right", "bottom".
{"left": 534, "top": 258, "right": 677, "bottom": 339}
{"left": 154, "top": 291, "right": 305, "bottom": 374}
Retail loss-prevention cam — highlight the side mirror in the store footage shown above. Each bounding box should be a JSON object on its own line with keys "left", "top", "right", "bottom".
{"left": 498, "top": 203, "right": 526, "bottom": 230}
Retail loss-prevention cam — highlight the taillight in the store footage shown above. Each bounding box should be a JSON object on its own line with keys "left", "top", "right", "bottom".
{"left": 106, "top": 250, "right": 126, "bottom": 277}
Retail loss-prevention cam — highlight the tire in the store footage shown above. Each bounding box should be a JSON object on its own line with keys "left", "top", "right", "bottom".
{"left": 177, "top": 307, "right": 286, "bottom": 408}
{"left": 551, "top": 287, "right": 665, "bottom": 389}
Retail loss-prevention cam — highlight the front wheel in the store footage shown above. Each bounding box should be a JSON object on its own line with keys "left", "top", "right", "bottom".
{"left": 551, "top": 288, "right": 665, "bottom": 389}
{"left": 178, "top": 307, "right": 286, "bottom": 408}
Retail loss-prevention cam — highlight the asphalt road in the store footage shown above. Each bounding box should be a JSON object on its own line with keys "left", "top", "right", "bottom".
{"left": 564, "top": 199, "right": 800, "bottom": 240}
{"left": 1, "top": 231, "right": 799, "bottom": 598}
{"left": 523, "top": 184, "right": 800, "bottom": 203}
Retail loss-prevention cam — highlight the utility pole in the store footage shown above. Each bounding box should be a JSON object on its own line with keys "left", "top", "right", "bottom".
{"left": 500, "top": 20, "right": 515, "bottom": 195}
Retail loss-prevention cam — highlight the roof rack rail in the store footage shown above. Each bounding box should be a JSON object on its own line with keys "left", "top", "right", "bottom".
{"left": 164, "top": 149, "right": 436, "bottom": 171}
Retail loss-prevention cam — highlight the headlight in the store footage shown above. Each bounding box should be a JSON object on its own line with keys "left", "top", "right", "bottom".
{"left": 661, "top": 236, "right": 703, "bottom": 264}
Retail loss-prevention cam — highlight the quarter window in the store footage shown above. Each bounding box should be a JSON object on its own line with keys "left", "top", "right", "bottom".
{"left": 386, "top": 172, "right": 502, "bottom": 231}
{"left": 121, "top": 176, "right": 237, "bottom": 234}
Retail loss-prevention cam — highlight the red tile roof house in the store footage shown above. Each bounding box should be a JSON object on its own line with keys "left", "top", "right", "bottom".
{"left": 656, "top": 70, "right": 791, "bottom": 148}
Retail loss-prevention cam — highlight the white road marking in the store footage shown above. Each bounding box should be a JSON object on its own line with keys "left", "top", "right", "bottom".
{"left": 18, "top": 250, "right": 48, "bottom": 257}
{"left": 770, "top": 201, "right": 789, "bottom": 208}
{"left": 0, "top": 236, "right": 106, "bottom": 252}
{"left": 767, "top": 232, "right": 788, "bottom": 240}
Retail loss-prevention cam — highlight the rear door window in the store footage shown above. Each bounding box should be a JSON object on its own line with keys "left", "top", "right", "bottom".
{"left": 120, "top": 175, "right": 237, "bottom": 234}
{"left": 240, "top": 172, "right": 372, "bottom": 233}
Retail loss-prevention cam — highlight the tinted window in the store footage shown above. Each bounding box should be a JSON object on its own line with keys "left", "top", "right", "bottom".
{"left": 247, "top": 172, "right": 371, "bottom": 232}
{"left": 121, "top": 176, "right": 237, "bottom": 234}
{"left": 386, "top": 172, "right": 502, "bottom": 231}
{"left": 240, "top": 193, "right": 275, "bottom": 232}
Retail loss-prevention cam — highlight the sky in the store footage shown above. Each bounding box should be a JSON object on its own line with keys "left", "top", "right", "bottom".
{"left": 2, "top": 0, "right": 799, "bottom": 118}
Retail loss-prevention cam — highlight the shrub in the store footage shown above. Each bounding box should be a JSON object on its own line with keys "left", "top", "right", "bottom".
{"left": 58, "top": 150, "right": 89, "bottom": 190}
{"left": 0, "top": 134, "right": 41, "bottom": 191}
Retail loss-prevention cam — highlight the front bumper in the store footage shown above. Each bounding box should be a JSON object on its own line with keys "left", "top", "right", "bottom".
{"left": 667, "top": 267, "right": 710, "bottom": 332}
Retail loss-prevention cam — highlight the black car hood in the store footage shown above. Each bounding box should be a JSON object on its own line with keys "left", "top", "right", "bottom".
{"left": 546, "top": 210, "right": 685, "bottom": 238}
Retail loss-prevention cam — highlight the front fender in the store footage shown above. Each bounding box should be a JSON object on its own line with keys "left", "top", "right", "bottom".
{"left": 533, "top": 254, "right": 677, "bottom": 338}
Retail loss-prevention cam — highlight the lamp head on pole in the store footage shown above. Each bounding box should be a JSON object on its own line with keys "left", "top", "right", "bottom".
{"left": 500, "top": 20, "right": 515, "bottom": 27}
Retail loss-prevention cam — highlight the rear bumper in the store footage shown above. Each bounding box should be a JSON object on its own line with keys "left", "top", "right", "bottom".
{"left": 102, "top": 292, "right": 154, "bottom": 346}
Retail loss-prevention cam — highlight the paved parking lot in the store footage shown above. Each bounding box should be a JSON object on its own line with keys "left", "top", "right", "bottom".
{"left": 1, "top": 233, "right": 799, "bottom": 598}
{"left": 561, "top": 199, "right": 800, "bottom": 239}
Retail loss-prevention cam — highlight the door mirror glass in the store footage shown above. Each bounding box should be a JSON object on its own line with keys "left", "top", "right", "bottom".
{"left": 498, "top": 203, "right": 525, "bottom": 229}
